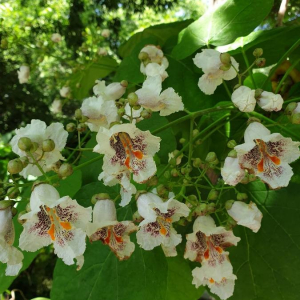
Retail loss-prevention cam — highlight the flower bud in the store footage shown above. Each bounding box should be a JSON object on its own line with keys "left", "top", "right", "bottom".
{"left": 138, "top": 51, "right": 149, "bottom": 61}
{"left": 237, "top": 192, "right": 248, "bottom": 201}
{"left": 66, "top": 122, "right": 76, "bottom": 132}
{"left": 120, "top": 80, "right": 128, "bottom": 88}
{"left": 157, "top": 184, "right": 168, "bottom": 198}
{"left": 128, "top": 93, "right": 139, "bottom": 106}
{"left": 205, "top": 152, "right": 218, "bottom": 163}
{"left": 207, "top": 189, "right": 218, "bottom": 201}
{"left": 179, "top": 138, "right": 186, "bottom": 144}
{"left": 248, "top": 174, "right": 256, "bottom": 182}
{"left": 141, "top": 109, "right": 152, "bottom": 119}
{"left": 219, "top": 64, "right": 231, "bottom": 71}
{"left": 220, "top": 53, "right": 231, "bottom": 65}
{"left": 117, "top": 108, "right": 125, "bottom": 117}
{"left": 132, "top": 210, "right": 143, "bottom": 223}
{"left": 187, "top": 195, "right": 198, "bottom": 206}
{"left": 164, "top": 171, "right": 170, "bottom": 179}
{"left": 80, "top": 116, "right": 88, "bottom": 123}
{"left": 18, "top": 137, "right": 33, "bottom": 152}
{"left": 225, "top": 200, "right": 235, "bottom": 210}
{"left": 194, "top": 203, "right": 207, "bottom": 215}
{"left": 58, "top": 163, "right": 73, "bottom": 178}
{"left": 18, "top": 211, "right": 27, "bottom": 224}
{"left": 133, "top": 105, "right": 141, "bottom": 110}
{"left": 7, "top": 187, "right": 20, "bottom": 199}
{"left": 253, "top": 48, "right": 263, "bottom": 57}
{"left": 227, "top": 140, "right": 237, "bottom": 149}
{"left": 228, "top": 149, "right": 237, "bottom": 158}
{"left": 91, "top": 193, "right": 110, "bottom": 204}
{"left": 254, "top": 89, "right": 263, "bottom": 98}
{"left": 77, "top": 123, "right": 87, "bottom": 133}
{"left": 193, "top": 158, "right": 202, "bottom": 168}
{"left": 7, "top": 159, "right": 24, "bottom": 174}
{"left": 42, "top": 139, "right": 55, "bottom": 152}
{"left": 226, "top": 216, "right": 237, "bottom": 230}
{"left": 255, "top": 58, "right": 266, "bottom": 67}
{"left": 147, "top": 176, "right": 158, "bottom": 186}
{"left": 285, "top": 102, "right": 297, "bottom": 115}
{"left": 30, "top": 142, "right": 39, "bottom": 153}
{"left": 0, "top": 200, "right": 15, "bottom": 210}
{"left": 240, "top": 172, "right": 249, "bottom": 184}
{"left": 192, "top": 129, "right": 199, "bottom": 137}
{"left": 170, "top": 168, "right": 179, "bottom": 177}
{"left": 207, "top": 203, "right": 216, "bottom": 213}
{"left": 75, "top": 108, "right": 82, "bottom": 120}
{"left": 20, "top": 156, "right": 29, "bottom": 168}
{"left": 291, "top": 113, "right": 300, "bottom": 124}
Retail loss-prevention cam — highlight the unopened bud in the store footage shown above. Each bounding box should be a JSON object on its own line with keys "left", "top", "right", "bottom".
{"left": 220, "top": 53, "right": 231, "bottom": 65}
{"left": 11, "top": 207, "right": 18, "bottom": 217}
{"left": 0, "top": 200, "right": 15, "bottom": 210}
{"left": 80, "top": 116, "right": 88, "bottom": 123}
{"left": 120, "top": 80, "right": 128, "bottom": 88}
{"left": 58, "top": 163, "right": 73, "bottom": 178}
{"left": 248, "top": 174, "right": 256, "bottom": 182}
{"left": 30, "top": 142, "right": 39, "bottom": 153}
{"left": 7, "top": 159, "right": 23, "bottom": 174}
{"left": 227, "top": 140, "right": 237, "bottom": 149}
{"left": 18, "top": 137, "right": 33, "bottom": 152}
{"left": 20, "top": 156, "right": 29, "bottom": 168}
{"left": 42, "top": 139, "right": 55, "bottom": 152}
{"left": 138, "top": 51, "right": 149, "bottom": 61}
{"left": 66, "top": 123, "right": 76, "bottom": 132}
{"left": 254, "top": 89, "right": 263, "bottom": 98}
{"left": 18, "top": 211, "right": 27, "bottom": 224}
{"left": 207, "top": 203, "right": 216, "bottom": 213}
{"left": 225, "top": 200, "right": 235, "bottom": 210}
{"left": 132, "top": 210, "right": 143, "bottom": 223}
{"left": 128, "top": 93, "right": 139, "bottom": 106}
{"left": 75, "top": 109, "right": 82, "bottom": 120}
{"left": 285, "top": 102, "right": 297, "bottom": 115}
{"left": 240, "top": 172, "right": 249, "bottom": 184}
{"left": 133, "top": 105, "right": 141, "bottom": 110}
{"left": 77, "top": 123, "right": 87, "bottom": 133}
{"left": 170, "top": 169, "right": 179, "bottom": 177}
{"left": 117, "top": 108, "right": 125, "bottom": 117}
{"left": 141, "top": 109, "right": 152, "bottom": 119}
{"left": 226, "top": 216, "right": 237, "bottom": 229}
{"left": 237, "top": 193, "right": 248, "bottom": 201}
{"left": 253, "top": 48, "right": 263, "bottom": 57}
{"left": 255, "top": 58, "right": 266, "bottom": 67}
{"left": 219, "top": 64, "right": 231, "bottom": 71}
{"left": 228, "top": 149, "right": 237, "bottom": 158}
{"left": 193, "top": 158, "right": 202, "bottom": 168}
{"left": 205, "top": 152, "right": 217, "bottom": 163}
{"left": 7, "top": 187, "right": 20, "bottom": 199}
{"left": 164, "top": 171, "right": 170, "bottom": 179}
{"left": 192, "top": 129, "right": 199, "bottom": 137}
{"left": 147, "top": 176, "right": 158, "bottom": 186}
{"left": 157, "top": 184, "right": 167, "bottom": 197}
{"left": 207, "top": 189, "right": 218, "bottom": 201}
{"left": 194, "top": 203, "right": 207, "bottom": 215}
{"left": 187, "top": 195, "right": 198, "bottom": 206}
{"left": 91, "top": 193, "right": 110, "bottom": 204}
{"left": 291, "top": 113, "right": 300, "bottom": 124}
{"left": 179, "top": 138, "right": 186, "bottom": 144}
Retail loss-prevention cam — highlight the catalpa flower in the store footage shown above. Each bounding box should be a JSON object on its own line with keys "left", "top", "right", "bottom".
{"left": 0, "top": 203, "right": 24, "bottom": 276}
{"left": 81, "top": 96, "right": 119, "bottom": 132}
{"left": 192, "top": 260, "right": 237, "bottom": 300}
{"left": 19, "top": 184, "right": 92, "bottom": 266}
{"left": 227, "top": 201, "right": 263, "bottom": 233}
{"left": 60, "top": 86, "right": 70, "bottom": 98}
{"left": 235, "top": 122, "right": 300, "bottom": 189}
{"left": 184, "top": 215, "right": 240, "bottom": 266}
{"left": 94, "top": 124, "right": 161, "bottom": 206}
{"left": 10, "top": 120, "right": 68, "bottom": 178}
{"left": 231, "top": 86, "right": 256, "bottom": 112}
{"left": 257, "top": 91, "right": 283, "bottom": 112}
{"left": 93, "top": 80, "right": 126, "bottom": 101}
{"left": 51, "top": 33, "right": 62, "bottom": 43}
{"left": 221, "top": 157, "right": 244, "bottom": 186}
{"left": 193, "top": 49, "right": 239, "bottom": 95}
{"left": 139, "top": 45, "right": 169, "bottom": 81}
{"left": 18, "top": 66, "right": 30, "bottom": 84}
{"left": 135, "top": 76, "right": 184, "bottom": 116}
{"left": 87, "top": 200, "right": 137, "bottom": 260}
{"left": 136, "top": 193, "right": 190, "bottom": 256}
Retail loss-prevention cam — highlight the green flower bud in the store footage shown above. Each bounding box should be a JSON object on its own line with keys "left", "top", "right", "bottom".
{"left": 285, "top": 102, "right": 297, "bottom": 115}
{"left": 141, "top": 109, "right": 152, "bottom": 119}
{"left": 66, "top": 123, "right": 76, "bottom": 132}
{"left": 138, "top": 51, "right": 149, "bottom": 61}
{"left": 291, "top": 113, "right": 300, "bottom": 124}
{"left": 248, "top": 174, "right": 256, "bottom": 182}
{"left": 75, "top": 108, "right": 82, "bottom": 120}
{"left": 18, "top": 211, "right": 27, "bottom": 224}
{"left": 20, "top": 156, "right": 29, "bottom": 168}
{"left": 120, "top": 80, "right": 128, "bottom": 88}
{"left": 80, "top": 116, "right": 88, "bottom": 123}
{"left": 254, "top": 88, "right": 263, "bottom": 98}
{"left": 133, "top": 105, "right": 141, "bottom": 110}
{"left": 117, "top": 108, "right": 126, "bottom": 116}
{"left": 169, "top": 157, "right": 176, "bottom": 166}
{"left": 128, "top": 93, "right": 139, "bottom": 106}
{"left": 237, "top": 192, "right": 248, "bottom": 201}
{"left": 187, "top": 195, "right": 198, "bottom": 206}
{"left": 7, "top": 159, "right": 23, "bottom": 174}
{"left": 132, "top": 210, "right": 143, "bottom": 223}
{"left": 192, "top": 129, "right": 199, "bottom": 137}
{"left": 220, "top": 53, "right": 231, "bottom": 65}
{"left": 77, "top": 123, "right": 87, "bottom": 133}
{"left": 225, "top": 200, "right": 235, "bottom": 210}
{"left": 219, "top": 64, "right": 231, "bottom": 71}
{"left": 207, "top": 189, "right": 218, "bottom": 201}
{"left": 240, "top": 172, "right": 249, "bottom": 184}
{"left": 170, "top": 169, "right": 179, "bottom": 177}
{"left": 177, "top": 218, "right": 187, "bottom": 226}
{"left": 205, "top": 152, "right": 217, "bottom": 163}
{"left": 226, "top": 216, "right": 237, "bottom": 229}
{"left": 193, "top": 158, "right": 202, "bottom": 168}
{"left": 179, "top": 138, "right": 186, "bottom": 144}
{"left": 253, "top": 48, "right": 263, "bottom": 57}
{"left": 227, "top": 140, "right": 237, "bottom": 149}
{"left": 194, "top": 203, "right": 207, "bottom": 215}
{"left": 30, "top": 142, "right": 39, "bottom": 153}
{"left": 147, "top": 176, "right": 158, "bottom": 187}
{"left": 255, "top": 58, "right": 266, "bottom": 67}
{"left": 7, "top": 187, "right": 20, "bottom": 199}
{"left": 91, "top": 193, "right": 110, "bottom": 204}
{"left": 207, "top": 203, "right": 216, "bottom": 213}
{"left": 0, "top": 200, "right": 15, "bottom": 210}
{"left": 118, "top": 98, "right": 126, "bottom": 104}
{"left": 58, "top": 163, "right": 73, "bottom": 178}
{"left": 42, "top": 139, "right": 55, "bottom": 152}
{"left": 110, "top": 121, "right": 120, "bottom": 128}
{"left": 18, "top": 137, "right": 33, "bottom": 152}
{"left": 164, "top": 171, "right": 170, "bottom": 179}
{"left": 157, "top": 184, "right": 167, "bottom": 198}
{"left": 228, "top": 149, "right": 237, "bottom": 158}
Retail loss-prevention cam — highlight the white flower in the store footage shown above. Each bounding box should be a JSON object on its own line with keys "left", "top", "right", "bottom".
{"left": 227, "top": 201, "right": 263, "bottom": 233}
{"left": 93, "top": 80, "right": 126, "bottom": 101}
{"left": 98, "top": 47, "right": 108, "bottom": 56}
{"left": 10, "top": 120, "right": 68, "bottom": 178}
{"left": 50, "top": 99, "right": 62, "bottom": 114}
{"left": 221, "top": 157, "right": 244, "bottom": 186}
{"left": 294, "top": 103, "right": 300, "bottom": 113}
{"left": 257, "top": 91, "right": 283, "bottom": 112}
{"left": 184, "top": 216, "right": 240, "bottom": 265}
{"left": 231, "top": 86, "right": 256, "bottom": 112}
{"left": 101, "top": 29, "right": 110, "bottom": 38}
{"left": 0, "top": 205, "right": 24, "bottom": 276}
{"left": 60, "top": 86, "right": 70, "bottom": 98}
{"left": 94, "top": 124, "right": 160, "bottom": 206}
{"left": 87, "top": 200, "right": 137, "bottom": 260}
{"left": 136, "top": 193, "right": 189, "bottom": 256}
{"left": 139, "top": 45, "right": 169, "bottom": 80}
{"left": 19, "top": 184, "right": 92, "bottom": 266}
{"left": 192, "top": 261, "right": 237, "bottom": 300}
{"left": 81, "top": 96, "right": 119, "bottom": 132}
{"left": 235, "top": 122, "right": 300, "bottom": 189}
{"left": 51, "top": 33, "right": 62, "bottom": 43}
{"left": 135, "top": 76, "right": 184, "bottom": 116}
{"left": 18, "top": 66, "right": 30, "bottom": 84}
{"left": 193, "top": 49, "right": 239, "bottom": 95}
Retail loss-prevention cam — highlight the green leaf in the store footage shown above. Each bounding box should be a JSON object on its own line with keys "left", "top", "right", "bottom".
{"left": 56, "top": 169, "right": 82, "bottom": 198}
{"left": 229, "top": 181, "right": 300, "bottom": 300}
{"left": 244, "top": 73, "right": 272, "bottom": 91}
{"left": 172, "top": 0, "right": 274, "bottom": 60}
{"left": 51, "top": 204, "right": 204, "bottom": 300}
{"left": 70, "top": 57, "right": 118, "bottom": 100}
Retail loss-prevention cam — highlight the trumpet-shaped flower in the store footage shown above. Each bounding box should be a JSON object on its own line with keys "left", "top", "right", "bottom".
{"left": 227, "top": 201, "right": 263, "bottom": 233}
{"left": 93, "top": 80, "right": 126, "bottom": 101}
{"left": 193, "top": 49, "right": 239, "bottom": 95}
{"left": 94, "top": 124, "right": 160, "bottom": 206}
{"left": 136, "top": 193, "right": 190, "bottom": 256}
{"left": 18, "top": 66, "right": 30, "bottom": 84}
{"left": 60, "top": 86, "right": 70, "bottom": 98}
{"left": 87, "top": 200, "right": 137, "bottom": 260}
{"left": 135, "top": 76, "right": 184, "bottom": 116}
{"left": 51, "top": 33, "right": 62, "bottom": 43}
{"left": 81, "top": 96, "right": 119, "bottom": 131}
{"left": 19, "top": 184, "right": 92, "bottom": 266}
{"left": 235, "top": 122, "right": 300, "bottom": 189}
{"left": 257, "top": 91, "right": 283, "bottom": 112}
{"left": 221, "top": 157, "right": 244, "bottom": 186}
{"left": 10, "top": 120, "right": 68, "bottom": 178}
{"left": 231, "top": 86, "right": 256, "bottom": 112}
{"left": 0, "top": 205, "right": 24, "bottom": 276}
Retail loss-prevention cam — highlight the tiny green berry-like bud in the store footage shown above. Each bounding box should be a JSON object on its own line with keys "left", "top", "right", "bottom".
{"left": 58, "top": 163, "right": 73, "bottom": 178}
{"left": 42, "top": 139, "right": 55, "bottom": 152}
{"left": 225, "top": 200, "right": 235, "bottom": 210}
{"left": 194, "top": 203, "right": 207, "bottom": 215}
{"left": 207, "top": 203, "right": 216, "bottom": 213}
{"left": 157, "top": 184, "right": 167, "bottom": 197}
{"left": 227, "top": 140, "right": 237, "bottom": 149}
{"left": 192, "top": 129, "right": 199, "bottom": 137}
{"left": 141, "top": 109, "right": 152, "bottom": 119}
{"left": 170, "top": 169, "right": 179, "bottom": 177}
{"left": 7, "top": 187, "right": 20, "bottom": 199}
{"left": 237, "top": 192, "right": 248, "bottom": 201}
{"left": 30, "top": 142, "right": 39, "bottom": 153}
{"left": 226, "top": 216, "right": 237, "bottom": 229}
{"left": 228, "top": 149, "right": 237, "bottom": 158}
{"left": 205, "top": 152, "right": 217, "bottom": 163}
{"left": 254, "top": 88, "right": 263, "bottom": 98}
{"left": 133, "top": 105, "right": 141, "bottom": 110}
{"left": 220, "top": 53, "right": 231, "bottom": 65}
{"left": 7, "top": 159, "right": 23, "bottom": 174}
{"left": 66, "top": 123, "right": 76, "bottom": 132}
{"left": 91, "top": 193, "right": 110, "bottom": 204}
{"left": 18, "top": 211, "right": 27, "bottom": 224}
{"left": 253, "top": 48, "right": 263, "bottom": 57}
{"left": 80, "top": 116, "right": 88, "bottom": 123}
{"left": 75, "top": 109, "right": 82, "bottom": 120}
{"left": 128, "top": 93, "right": 139, "bottom": 106}
{"left": 120, "top": 80, "right": 128, "bottom": 88}
{"left": 147, "top": 176, "right": 158, "bottom": 186}
{"left": 77, "top": 123, "right": 87, "bottom": 133}
{"left": 291, "top": 113, "right": 300, "bottom": 124}
{"left": 187, "top": 195, "right": 198, "bottom": 206}
{"left": 193, "top": 158, "right": 202, "bottom": 168}
{"left": 138, "top": 51, "right": 149, "bottom": 61}
{"left": 255, "top": 58, "right": 266, "bottom": 67}
{"left": 164, "top": 171, "right": 170, "bottom": 179}
{"left": 285, "top": 102, "right": 297, "bottom": 115}
{"left": 179, "top": 138, "right": 186, "bottom": 144}
{"left": 117, "top": 107, "right": 125, "bottom": 116}
{"left": 0, "top": 200, "right": 15, "bottom": 210}
{"left": 20, "top": 156, "right": 29, "bottom": 168}
{"left": 18, "top": 137, "right": 33, "bottom": 152}
{"left": 132, "top": 211, "right": 143, "bottom": 223}
{"left": 207, "top": 189, "right": 218, "bottom": 201}
{"left": 219, "top": 64, "right": 231, "bottom": 71}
